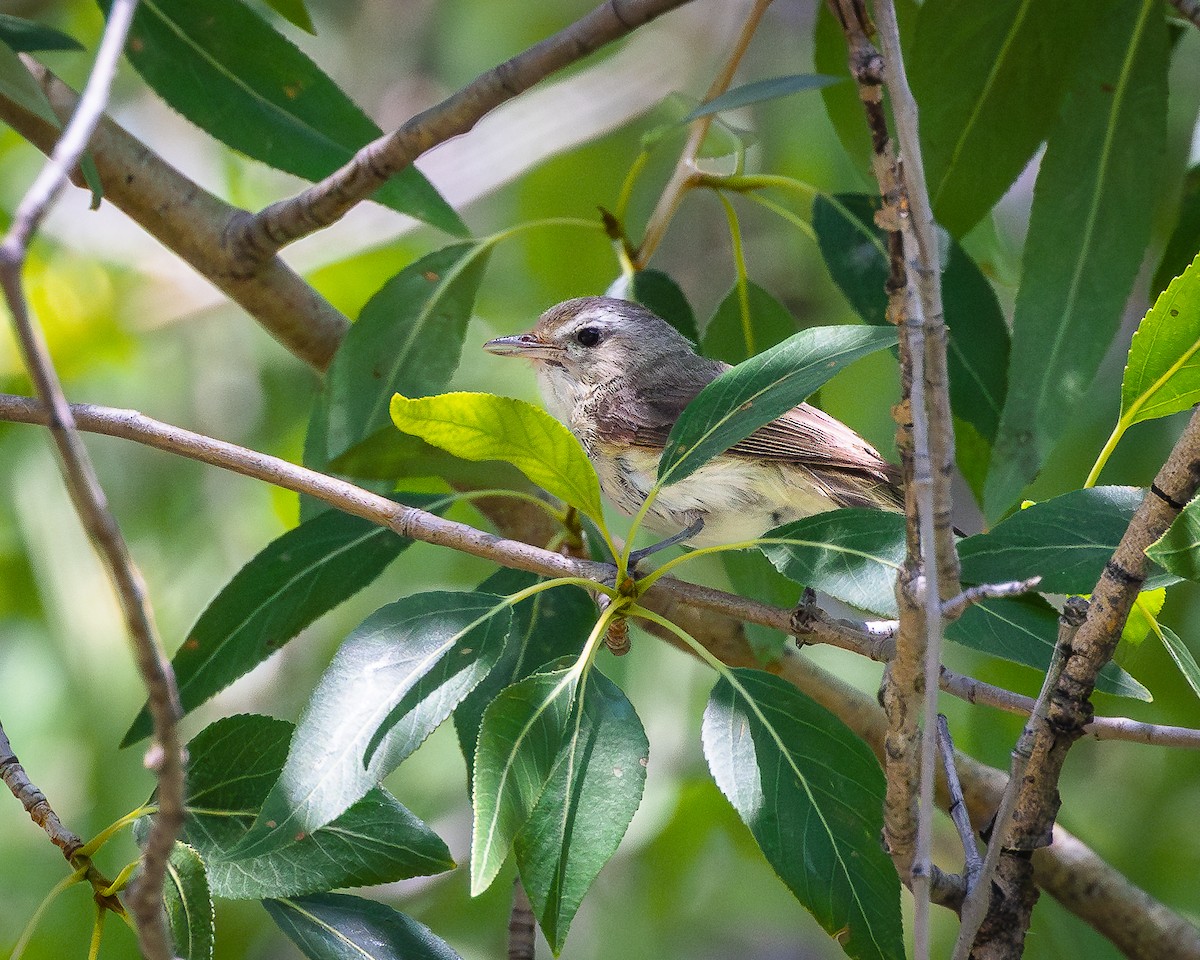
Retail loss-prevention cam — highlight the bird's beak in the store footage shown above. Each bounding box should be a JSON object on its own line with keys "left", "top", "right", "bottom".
{"left": 483, "top": 332, "right": 563, "bottom": 361}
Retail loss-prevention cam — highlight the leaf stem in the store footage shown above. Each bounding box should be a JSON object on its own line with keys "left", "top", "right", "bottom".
{"left": 10, "top": 864, "right": 89, "bottom": 960}
{"left": 78, "top": 805, "right": 156, "bottom": 858}
{"left": 717, "top": 193, "right": 755, "bottom": 356}
{"left": 504, "top": 576, "right": 616, "bottom": 607}
{"left": 1085, "top": 421, "right": 1126, "bottom": 488}
{"left": 98, "top": 860, "right": 140, "bottom": 898}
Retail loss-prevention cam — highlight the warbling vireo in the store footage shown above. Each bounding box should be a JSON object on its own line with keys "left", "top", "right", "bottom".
{"left": 484, "top": 296, "right": 901, "bottom": 548}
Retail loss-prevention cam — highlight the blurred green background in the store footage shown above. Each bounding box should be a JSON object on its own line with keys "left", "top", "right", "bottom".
{"left": 1, "top": 1, "right": 1198, "bottom": 958}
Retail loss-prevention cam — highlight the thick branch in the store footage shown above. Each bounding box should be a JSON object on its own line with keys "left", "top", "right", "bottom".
{"left": 233, "top": 0, "right": 700, "bottom": 266}
{"left": 0, "top": 63, "right": 349, "bottom": 371}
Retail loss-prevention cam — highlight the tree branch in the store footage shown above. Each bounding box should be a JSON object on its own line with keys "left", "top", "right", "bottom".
{"left": 1169, "top": 0, "right": 1200, "bottom": 30}
{"left": 0, "top": 3, "right": 181, "bottom": 957}
{"left": 230, "top": 0, "right": 702, "bottom": 268}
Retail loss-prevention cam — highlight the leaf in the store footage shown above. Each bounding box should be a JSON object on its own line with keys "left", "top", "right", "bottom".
{"left": 102, "top": 0, "right": 465, "bottom": 235}
{"left": 703, "top": 669, "right": 904, "bottom": 960}
{"left": 757, "top": 509, "right": 906, "bottom": 617}
{"left": 265, "top": 894, "right": 462, "bottom": 960}
{"left": 515, "top": 670, "right": 648, "bottom": 951}
{"left": 237, "top": 592, "right": 509, "bottom": 855}
{"left": 681, "top": 74, "right": 841, "bottom": 121}
{"left": 328, "top": 426, "right": 529, "bottom": 489}
{"left": 0, "top": 37, "right": 61, "bottom": 127}
{"left": 262, "top": 0, "right": 315, "bottom": 34}
{"left": 123, "top": 502, "right": 435, "bottom": 746}
{"left": 946, "top": 596, "right": 1150, "bottom": 700}
{"left": 608, "top": 269, "right": 699, "bottom": 342}
{"left": 470, "top": 666, "right": 579, "bottom": 895}
{"left": 1158, "top": 623, "right": 1200, "bottom": 700}
{"left": 0, "top": 14, "right": 83, "bottom": 52}
{"left": 326, "top": 244, "right": 491, "bottom": 459}
{"left": 658, "top": 325, "right": 898, "bottom": 486}
{"left": 1123, "top": 588, "right": 1165, "bottom": 646}
{"left": 454, "top": 568, "right": 594, "bottom": 779}
{"left": 908, "top": 0, "right": 1089, "bottom": 237}
{"left": 1147, "top": 493, "right": 1200, "bottom": 580}
{"left": 1117, "top": 251, "right": 1200, "bottom": 428}
{"left": 391, "top": 392, "right": 606, "bottom": 527}
{"left": 700, "top": 281, "right": 797, "bottom": 365}
{"left": 163, "top": 843, "right": 214, "bottom": 960}
{"left": 721, "top": 551, "right": 798, "bottom": 661}
{"left": 812, "top": 193, "right": 1009, "bottom": 443}
{"left": 984, "top": 0, "right": 1169, "bottom": 518}
{"left": 1152, "top": 165, "right": 1200, "bottom": 298}
{"left": 638, "top": 93, "right": 753, "bottom": 160}
{"left": 959, "top": 486, "right": 1145, "bottom": 595}
{"left": 150, "top": 715, "right": 453, "bottom": 899}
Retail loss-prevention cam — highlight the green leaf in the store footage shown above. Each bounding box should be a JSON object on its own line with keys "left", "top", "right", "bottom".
{"left": 265, "top": 894, "right": 461, "bottom": 960}
{"left": 1123, "top": 588, "right": 1165, "bottom": 646}
{"left": 984, "top": 0, "right": 1169, "bottom": 518}
{"left": 471, "top": 666, "right": 579, "bottom": 895}
{"left": 163, "top": 843, "right": 213, "bottom": 960}
{"left": 0, "top": 14, "right": 83, "bottom": 52}
{"left": 721, "top": 551, "right": 798, "bottom": 661}
{"left": 1158, "top": 623, "right": 1200, "bottom": 701}
{"left": 262, "top": 0, "right": 315, "bottom": 34}
{"left": 454, "top": 568, "right": 594, "bottom": 779}
{"left": 1147, "top": 493, "right": 1200, "bottom": 580}
{"left": 703, "top": 669, "right": 903, "bottom": 960}
{"left": 0, "top": 37, "right": 60, "bottom": 127}
{"left": 609, "top": 269, "right": 699, "bottom": 342}
{"left": 812, "top": 193, "right": 1009, "bottom": 443}
{"left": 700, "top": 281, "right": 797, "bottom": 365}
{"left": 326, "top": 244, "right": 491, "bottom": 459}
{"left": 1152, "top": 165, "right": 1200, "bottom": 298}
{"left": 328, "top": 426, "right": 529, "bottom": 489}
{"left": 946, "top": 596, "right": 1150, "bottom": 700}
{"left": 908, "top": 0, "right": 1089, "bottom": 237}
{"left": 156, "top": 715, "right": 453, "bottom": 899}
{"left": 237, "top": 592, "right": 509, "bottom": 855}
{"left": 639, "top": 93, "right": 753, "bottom": 160}
{"left": 391, "top": 392, "right": 606, "bottom": 527}
{"left": 758, "top": 509, "right": 906, "bottom": 617}
{"left": 102, "top": 0, "right": 465, "bottom": 235}
{"left": 515, "top": 670, "right": 647, "bottom": 951}
{"left": 959, "top": 486, "right": 1145, "bottom": 595}
{"left": 123, "top": 502, "right": 434, "bottom": 746}
{"left": 681, "top": 74, "right": 841, "bottom": 121}
{"left": 1117, "top": 251, "right": 1200, "bottom": 428}
{"left": 658, "top": 324, "right": 897, "bottom": 486}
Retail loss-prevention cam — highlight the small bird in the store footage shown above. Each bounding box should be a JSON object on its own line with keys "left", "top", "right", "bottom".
{"left": 484, "top": 296, "right": 902, "bottom": 549}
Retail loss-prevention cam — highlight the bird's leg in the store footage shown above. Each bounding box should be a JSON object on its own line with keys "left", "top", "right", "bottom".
{"left": 626, "top": 517, "right": 705, "bottom": 571}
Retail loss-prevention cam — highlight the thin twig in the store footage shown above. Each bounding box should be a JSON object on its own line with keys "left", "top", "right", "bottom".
{"left": 1169, "top": 0, "right": 1200, "bottom": 30}
{"left": 633, "top": 0, "right": 773, "bottom": 267}
{"left": 0, "top": 721, "right": 84, "bottom": 861}
{"left": 936, "top": 715, "right": 982, "bottom": 895}
{"left": 953, "top": 597, "right": 1086, "bottom": 960}
{"left": 233, "top": 0, "right": 701, "bottom": 267}
{"left": 0, "top": 3, "right": 182, "bottom": 958}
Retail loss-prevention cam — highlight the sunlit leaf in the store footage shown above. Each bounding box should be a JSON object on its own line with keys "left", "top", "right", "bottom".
{"left": 682, "top": 74, "right": 841, "bottom": 121}
{"left": 959, "top": 486, "right": 1145, "bottom": 594}
{"left": 946, "top": 596, "right": 1151, "bottom": 700}
{"left": 703, "top": 669, "right": 903, "bottom": 960}
{"left": 758, "top": 509, "right": 906, "bottom": 617}
{"left": 1158, "top": 623, "right": 1200, "bottom": 700}
{"left": 454, "top": 568, "right": 594, "bottom": 779}
{"left": 812, "top": 193, "right": 1009, "bottom": 443}
{"left": 1123, "top": 588, "right": 1165, "bottom": 646}
{"left": 658, "top": 325, "right": 897, "bottom": 485}
{"left": 163, "top": 843, "right": 214, "bottom": 960}
{"left": 101, "top": 0, "right": 465, "bottom": 235}
{"left": 150, "top": 715, "right": 453, "bottom": 899}
{"left": 236, "top": 593, "right": 509, "bottom": 855}
{"left": 327, "top": 244, "right": 491, "bottom": 459}
{"left": 1117, "top": 251, "right": 1200, "bottom": 428}
{"left": 262, "top": 0, "right": 315, "bottom": 33}
{"left": 985, "top": 0, "right": 1168, "bottom": 518}
{"left": 471, "top": 666, "right": 579, "bottom": 895}
{"left": 701, "top": 281, "right": 797, "bottom": 365}
{"left": 909, "top": 0, "right": 1090, "bottom": 237}
{"left": 265, "top": 894, "right": 461, "bottom": 960}
{"left": 609, "top": 269, "right": 699, "bottom": 342}
{"left": 123, "top": 502, "right": 437, "bottom": 746}
{"left": 0, "top": 14, "right": 83, "bottom": 52}
{"left": 391, "top": 392, "right": 606, "bottom": 527}
{"left": 515, "top": 670, "right": 647, "bottom": 951}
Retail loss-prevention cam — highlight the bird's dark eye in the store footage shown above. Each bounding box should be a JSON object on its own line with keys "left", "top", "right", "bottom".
{"left": 575, "top": 326, "right": 601, "bottom": 347}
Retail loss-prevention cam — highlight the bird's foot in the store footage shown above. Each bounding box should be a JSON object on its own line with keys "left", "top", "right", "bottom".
{"left": 626, "top": 517, "right": 705, "bottom": 572}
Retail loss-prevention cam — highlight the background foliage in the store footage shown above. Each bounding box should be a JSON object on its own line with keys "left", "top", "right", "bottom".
{"left": 1, "top": 1, "right": 1199, "bottom": 958}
